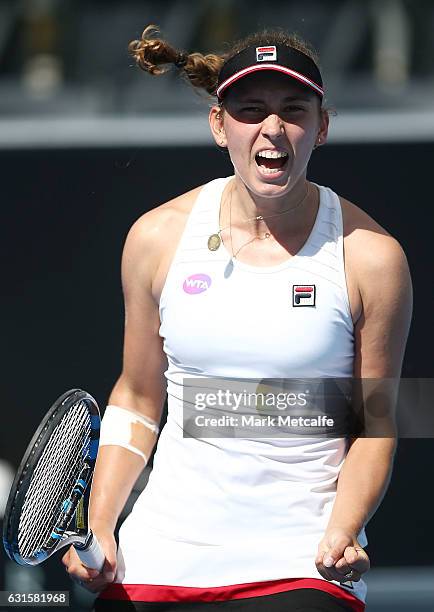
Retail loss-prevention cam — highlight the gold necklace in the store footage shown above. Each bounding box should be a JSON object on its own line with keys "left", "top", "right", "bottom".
{"left": 207, "top": 182, "right": 310, "bottom": 253}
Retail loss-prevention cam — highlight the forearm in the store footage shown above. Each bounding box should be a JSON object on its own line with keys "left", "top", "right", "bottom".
{"left": 326, "top": 437, "right": 397, "bottom": 536}
{"left": 89, "top": 381, "right": 165, "bottom": 531}
{"left": 89, "top": 445, "right": 151, "bottom": 532}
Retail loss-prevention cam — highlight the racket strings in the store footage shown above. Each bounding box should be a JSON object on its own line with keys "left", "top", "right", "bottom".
{"left": 18, "top": 400, "right": 91, "bottom": 559}
{"left": 23, "top": 404, "right": 90, "bottom": 553}
{"left": 19, "top": 402, "right": 90, "bottom": 557}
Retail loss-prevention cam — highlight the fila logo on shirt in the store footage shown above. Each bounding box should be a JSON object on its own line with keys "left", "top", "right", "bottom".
{"left": 292, "top": 285, "right": 316, "bottom": 307}
{"left": 256, "top": 46, "right": 277, "bottom": 62}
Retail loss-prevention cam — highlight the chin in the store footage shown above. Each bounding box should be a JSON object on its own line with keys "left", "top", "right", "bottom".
{"left": 252, "top": 184, "right": 290, "bottom": 199}
{"left": 236, "top": 170, "right": 294, "bottom": 199}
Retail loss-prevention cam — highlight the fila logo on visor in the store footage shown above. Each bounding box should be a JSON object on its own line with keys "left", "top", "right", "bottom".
{"left": 293, "top": 285, "right": 316, "bottom": 307}
{"left": 256, "top": 46, "right": 277, "bottom": 62}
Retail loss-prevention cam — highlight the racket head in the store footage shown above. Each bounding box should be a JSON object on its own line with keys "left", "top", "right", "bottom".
{"left": 3, "top": 389, "right": 100, "bottom": 566}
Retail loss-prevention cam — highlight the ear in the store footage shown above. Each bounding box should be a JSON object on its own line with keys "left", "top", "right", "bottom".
{"left": 209, "top": 105, "right": 227, "bottom": 148}
{"left": 316, "top": 108, "right": 330, "bottom": 147}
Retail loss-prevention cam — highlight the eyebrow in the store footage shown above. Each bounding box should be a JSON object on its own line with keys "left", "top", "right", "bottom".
{"left": 233, "top": 95, "right": 312, "bottom": 103}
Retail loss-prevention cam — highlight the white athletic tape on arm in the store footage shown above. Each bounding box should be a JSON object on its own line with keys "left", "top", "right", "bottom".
{"left": 99, "top": 405, "right": 159, "bottom": 463}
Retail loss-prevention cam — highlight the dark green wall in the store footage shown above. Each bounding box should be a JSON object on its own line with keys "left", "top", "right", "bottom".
{"left": 1, "top": 144, "right": 432, "bottom": 583}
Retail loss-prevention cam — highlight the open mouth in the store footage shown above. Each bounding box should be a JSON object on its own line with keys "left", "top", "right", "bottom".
{"left": 255, "top": 150, "right": 288, "bottom": 174}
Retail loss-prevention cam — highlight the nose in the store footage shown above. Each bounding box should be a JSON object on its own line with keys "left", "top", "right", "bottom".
{"left": 261, "top": 113, "right": 284, "bottom": 138}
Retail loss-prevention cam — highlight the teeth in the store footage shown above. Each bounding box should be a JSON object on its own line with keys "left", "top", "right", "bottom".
{"left": 261, "top": 167, "right": 282, "bottom": 174}
{"left": 257, "top": 150, "right": 288, "bottom": 159}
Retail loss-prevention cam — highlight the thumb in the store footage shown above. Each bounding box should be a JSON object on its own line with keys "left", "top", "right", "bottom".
{"left": 323, "top": 539, "right": 348, "bottom": 568}
{"left": 102, "top": 557, "right": 116, "bottom": 582}
{"left": 99, "top": 538, "right": 117, "bottom": 582}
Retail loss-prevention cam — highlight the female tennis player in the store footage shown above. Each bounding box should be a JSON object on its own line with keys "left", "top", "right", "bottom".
{"left": 62, "top": 26, "right": 412, "bottom": 612}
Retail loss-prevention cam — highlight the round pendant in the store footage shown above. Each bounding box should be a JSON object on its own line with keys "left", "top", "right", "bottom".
{"left": 264, "top": 232, "right": 270, "bottom": 239}
{"left": 208, "top": 234, "right": 221, "bottom": 251}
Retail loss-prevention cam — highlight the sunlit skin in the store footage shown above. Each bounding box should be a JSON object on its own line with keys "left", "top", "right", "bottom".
{"left": 62, "top": 65, "right": 412, "bottom": 596}
{"left": 209, "top": 71, "right": 329, "bottom": 230}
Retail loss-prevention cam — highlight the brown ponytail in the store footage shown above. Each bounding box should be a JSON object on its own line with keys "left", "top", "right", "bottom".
{"left": 128, "top": 25, "right": 224, "bottom": 96}
{"left": 129, "top": 25, "right": 322, "bottom": 100}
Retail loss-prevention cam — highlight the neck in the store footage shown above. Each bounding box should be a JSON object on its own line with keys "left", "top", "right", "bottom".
{"left": 223, "top": 176, "right": 315, "bottom": 236}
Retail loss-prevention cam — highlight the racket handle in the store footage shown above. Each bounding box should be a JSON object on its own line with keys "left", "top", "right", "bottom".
{"left": 74, "top": 532, "right": 105, "bottom": 572}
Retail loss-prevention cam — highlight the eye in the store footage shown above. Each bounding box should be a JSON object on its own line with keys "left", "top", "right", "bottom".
{"left": 240, "top": 106, "right": 263, "bottom": 113}
{"left": 283, "top": 105, "right": 305, "bottom": 113}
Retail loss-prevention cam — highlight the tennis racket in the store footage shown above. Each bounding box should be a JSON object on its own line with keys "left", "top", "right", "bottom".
{"left": 3, "top": 389, "right": 105, "bottom": 571}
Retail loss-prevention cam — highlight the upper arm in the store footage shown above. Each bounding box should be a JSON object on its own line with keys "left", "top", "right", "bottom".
{"left": 351, "top": 233, "right": 412, "bottom": 441}
{"left": 109, "top": 186, "right": 201, "bottom": 419}
{"left": 354, "top": 235, "right": 413, "bottom": 378}
{"left": 110, "top": 210, "right": 169, "bottom": 421}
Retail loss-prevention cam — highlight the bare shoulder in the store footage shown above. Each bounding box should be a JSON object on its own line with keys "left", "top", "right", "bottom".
{"left": 340, "top": 197, "right": 412, "bottom": 377}
{"left": 121, "top": 184, "right": 204, "bottom": 280}
{"left": 340, "top": 196, "right": 411, "bottom": 286}
{"left": 125, "top": 184, "right": 203, "bottom": 252}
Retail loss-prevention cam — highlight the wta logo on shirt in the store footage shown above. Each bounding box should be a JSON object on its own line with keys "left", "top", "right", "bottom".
{"left": 293, "top": 284, "right": 316, "bottom": 307}
{"left": 183, "top": 273, "right": 212, "bottom": 294}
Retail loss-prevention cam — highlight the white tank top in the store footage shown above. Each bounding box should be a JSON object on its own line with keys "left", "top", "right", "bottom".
{"left": 117, "top": 177, "right": 367, "bottom": 604}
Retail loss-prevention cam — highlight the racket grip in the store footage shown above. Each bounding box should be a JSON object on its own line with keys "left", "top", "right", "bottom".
{"left": 74, "top": 532, "right": 105, "bottom": 572}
